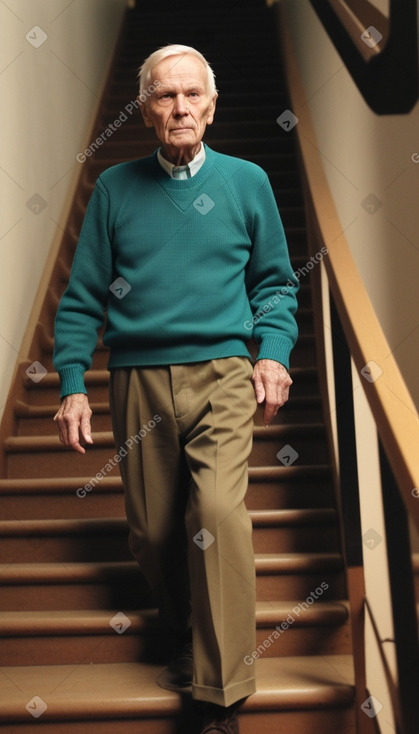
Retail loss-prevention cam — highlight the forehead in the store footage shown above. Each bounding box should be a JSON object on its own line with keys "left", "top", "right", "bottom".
{"left": 151, "top": 54, "right": 208, "bottom": 88}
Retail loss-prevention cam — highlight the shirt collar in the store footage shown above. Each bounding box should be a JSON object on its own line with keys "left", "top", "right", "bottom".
{"left": 157, "top": 143, "right": 206, "bottom": 178}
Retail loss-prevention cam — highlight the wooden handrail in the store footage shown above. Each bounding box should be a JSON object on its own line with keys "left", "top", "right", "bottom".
{"left": 309, "top": 0, "right": 418, "bottom": 113}
{"left": 278, "top": 11, "right": 419, "bottom": 533}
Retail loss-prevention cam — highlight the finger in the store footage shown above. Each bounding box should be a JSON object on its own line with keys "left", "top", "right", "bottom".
{"left": 65, "top": 418, "right": 86, "bottom": 454}
{"left": 70, "top": 438, "right": 86, "bottom": 455}
{"left": 252, "top": 374, "right": 266, "bottom": 404}
{"left": 263, "top": 401, "right": 278, "bottom": 427}
{"left": 280, "top": 384, "right": 290, "bottom": 407}
{"left": 80, "top": 413, "right": 93, "bottom": 445}
{"left": 57, "top": 416, "right": 69, "bottom": 447}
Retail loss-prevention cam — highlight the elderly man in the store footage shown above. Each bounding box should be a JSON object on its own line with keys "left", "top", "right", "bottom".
{"left": 54, "top": 44, "right": 298, "bottom": 734}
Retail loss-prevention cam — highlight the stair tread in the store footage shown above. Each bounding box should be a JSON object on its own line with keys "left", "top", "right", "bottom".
{"left": 0, "top": 475, "right": 124, "bottom": 494}
{"left": 0, "top": 656, "right": 354, "bottom": 720}
{"left": 0, "top": 508, "right": 336, "bottom": 536}
{"left": 256, "top": 552, "right": 344, "bottom": 573}
{"left": 0, "top": 601, "right": 349, "bottom": 635}
{"left": 4, "top": 432, "right": 115, "bottom": 452}
{"left": 0, "top": 602, "right": 350, "bottom": 639}
{"left": 0, "top": 465, "right": 332, "bottom": 494}
{"left": 0, "top": 553, "right": 344, "bottom": 583}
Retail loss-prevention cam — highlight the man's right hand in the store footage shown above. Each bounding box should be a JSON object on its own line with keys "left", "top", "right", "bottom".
{"left": 54, "top": 393, "right": 93, "bottom": 454}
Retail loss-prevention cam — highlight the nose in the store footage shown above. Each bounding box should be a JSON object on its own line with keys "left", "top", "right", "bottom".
{"left": 173, "top": 94, "right": 188, "bottom": 116}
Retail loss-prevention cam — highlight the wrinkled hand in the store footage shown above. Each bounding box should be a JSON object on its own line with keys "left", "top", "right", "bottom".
{"left": 252, "top": 359, "right": 292, "bottom": 426}
{"left": 54, "top": 393, "right": 93, "bottom": 454}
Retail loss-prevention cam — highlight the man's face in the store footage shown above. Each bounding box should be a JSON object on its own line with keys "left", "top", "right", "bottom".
{"left": 140, "top": 54, "right": 217, "bottom": 165}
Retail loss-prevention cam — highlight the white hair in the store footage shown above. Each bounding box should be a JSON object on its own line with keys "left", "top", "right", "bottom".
{"left": 138, "top": 44, "right": 217, "bottom": 98}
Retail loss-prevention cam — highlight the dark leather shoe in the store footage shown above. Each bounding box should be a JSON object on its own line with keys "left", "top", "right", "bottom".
{"left": 199, "top": 703, "right": 239, "bottom": 734}
{"left": 155, "top": 641, "right": 193, "bottom": 692}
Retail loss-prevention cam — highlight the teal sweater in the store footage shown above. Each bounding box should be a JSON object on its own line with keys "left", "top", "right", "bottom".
{"left": 54, "top": 146, "right": 299, "bottom": 397}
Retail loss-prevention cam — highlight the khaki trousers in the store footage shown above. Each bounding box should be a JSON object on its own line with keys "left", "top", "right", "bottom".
{"left": 109, "top": 357, "right": 257, "bottom": 706}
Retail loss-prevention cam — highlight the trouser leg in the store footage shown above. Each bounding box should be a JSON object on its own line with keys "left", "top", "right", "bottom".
{"left": 109, "top": 367, "right": 192, "bottom": 639}
{"left": 176, "top": 358, "right": 257, "bottom": 706}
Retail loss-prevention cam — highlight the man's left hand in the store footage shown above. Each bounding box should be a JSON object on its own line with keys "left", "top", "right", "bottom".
{"left": 252, "top": 359, "right": 292, "bottom": 426}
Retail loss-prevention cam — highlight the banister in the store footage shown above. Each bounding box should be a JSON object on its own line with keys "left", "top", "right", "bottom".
{"left": 309, "top": 0, "right": 418, "bottom": 113}
{"left": 278, "top": 12, "right": 419, "bottom": 535}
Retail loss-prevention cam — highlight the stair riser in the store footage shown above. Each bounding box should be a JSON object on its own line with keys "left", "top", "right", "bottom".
{"left": 251, "top": 435, "right": 329, "bottom": 466}
{"left": 282, "top": 341, "right": 316, "bottom": 367}
{"left": 7, "top": 452, "right": 122, "bottom": 480}
{"left": 256, "top": 572, "right": 346, "bottom": 602}
{"left": 115, "top": 46, "right": 280, "bottom": 62}
{"left": 0, "top": 525, "right": 340, "bottom": 564}
{"left": 17, "top": 413, "right": 110, "bottom": 436}
{"left": 0, "top": 631, "right": 166, "bottom": 667}
{"left": 0, "top": 535, "right": 131, "bottom": 565}
{"left": 256, "top": 407, "right": 325, "bottom": 425}
{"left": 0, "top": 579, "right": 152, "bottom": 612}
{"left": 23, "top": 384, "right": 109, "bottom": 407}
{"left": 0, "top": 624, "right": 352, "bottom": 667}
{"left": 0, "top": 707, "right": 357, "bottom": 733}
{"left": 246, "top": 482, "right": 335, "bottom": 510}
{"left": 253, "top": 526, "right": 340, "bottom": 554}
{"left": 0, "top": 572, "right": 346, "bottom": 611}
{"left": 0, "top": 494, "right": 125, "bottom": 521}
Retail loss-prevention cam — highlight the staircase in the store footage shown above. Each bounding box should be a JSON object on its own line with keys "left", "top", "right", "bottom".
{"left": 0, "top": 1, "right": 356, "bottom": 731}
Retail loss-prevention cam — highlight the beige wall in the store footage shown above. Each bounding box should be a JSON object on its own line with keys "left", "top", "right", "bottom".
{"left": 280, "top": 0, "right": 419, "bottom": 411}
{"left": 0, "top": 0, "right": 127, "bottom": 418}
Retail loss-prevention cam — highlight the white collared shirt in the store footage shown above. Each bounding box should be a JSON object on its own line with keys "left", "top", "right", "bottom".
{"left": 157, "top": 143, "right": 206, "bottom": 178}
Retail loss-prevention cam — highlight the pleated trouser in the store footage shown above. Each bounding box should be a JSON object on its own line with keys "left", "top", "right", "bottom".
{"left": 109, "top": 356, "right": 257, "bottom": 706}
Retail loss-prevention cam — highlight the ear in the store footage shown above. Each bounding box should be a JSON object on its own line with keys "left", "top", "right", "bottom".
{"left": 206, "top": 93, "right": 218, "bottom": 126}
{"left": 139, "top": 98, "right": 154, "bottom": 128}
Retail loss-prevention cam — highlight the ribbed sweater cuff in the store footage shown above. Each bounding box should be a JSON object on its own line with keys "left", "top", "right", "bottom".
{"left": 58, "top": 364, "right": 87, "bottom": 399}
{"left": 255, "top": 335, "right": 294, "bottom": 370}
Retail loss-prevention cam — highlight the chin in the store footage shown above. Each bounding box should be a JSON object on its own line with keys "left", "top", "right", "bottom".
{"left": 170, "top": 134, "right": 195, "bottom": 143}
